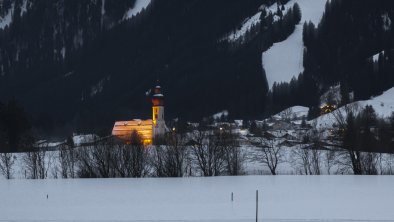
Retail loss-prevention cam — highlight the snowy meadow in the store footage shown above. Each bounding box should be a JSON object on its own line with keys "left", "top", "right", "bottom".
{"left": 1, "top": 176, "right": 393, "bottom": 222}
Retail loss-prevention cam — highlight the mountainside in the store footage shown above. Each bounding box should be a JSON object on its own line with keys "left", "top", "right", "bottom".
{"left": 0, "top": 0, "right": 277, "bottom": 134}
{"left": 1, "top": 0, "right": 394, "bottom": 136}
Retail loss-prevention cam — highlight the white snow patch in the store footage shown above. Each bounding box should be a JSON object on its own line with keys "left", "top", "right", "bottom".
{"left": 0, "top": 176, "right": 393, "bottom": 221}
{"left": 72, "top": 134, "right": 99, "bottom": 146}
{"left": 263, "top": 0, "right": 328, "bottom": 89}
{"left": 61, "top": 47, "right": 66, "bottom": 59}
{"left": 34, "top": 141, "right": 64, "bottom": 148}
{"left": 101, "top": 0, "right": 106, "bottom": 16}
{"left": 372, "top": 50, "right": 384, "bottom": 63}
{"left": 227, "top": 11, "right": 262, "bottom": 42}
{"left": 0, "top": 4, "right": 14, "bottom": 29}
{"left": 382, "top": 12, "right": 391, "bottom": 31}
{"left": 20, "top": 0, "right": 28, "bottom": 16}
{"left": 213, "top": 110, "right": 229, "bottom": 120}
{"left": 273, "top": 106, "right": 309, "bottom": 120}
{"left": 124, "top": 0, "right": 151, "bottom": 20}
{"left": 90, "top": 79, "right": 105, "bottom": 97}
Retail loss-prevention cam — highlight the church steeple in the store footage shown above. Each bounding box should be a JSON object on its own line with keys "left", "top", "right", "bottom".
{"left": 152, "top": 85, "right": 165, "bottom": 139}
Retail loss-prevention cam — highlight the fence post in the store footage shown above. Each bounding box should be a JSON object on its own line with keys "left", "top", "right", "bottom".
{"left": 256, "top": 190, "right": 258, "bottom": 222}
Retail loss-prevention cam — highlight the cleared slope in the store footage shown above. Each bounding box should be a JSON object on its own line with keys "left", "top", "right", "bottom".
{"left": 1, "top": 176, "right": 393, "bottom": 221}
{"left": 263, "top": 0, "right": 327, "bottom": 89}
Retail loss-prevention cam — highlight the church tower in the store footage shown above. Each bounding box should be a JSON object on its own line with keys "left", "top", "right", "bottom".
{"left": 152, "top": 85, "right": 166, "bottom": 140}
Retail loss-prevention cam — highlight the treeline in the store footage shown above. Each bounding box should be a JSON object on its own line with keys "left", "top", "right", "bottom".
{"left": 0, "top": 99, "right": 32, "bottom": 153}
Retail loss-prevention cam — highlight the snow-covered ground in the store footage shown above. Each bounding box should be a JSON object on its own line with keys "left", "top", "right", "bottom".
{"left": 314, "top": 86, "right": 394, "bottom": 129}
{"left": 124, "top": 0, "right": 151, "bottom": 20}
{"left": 226, "top": 2, "right": 292, "bottom": 42}
{"left": 263, "top": 0, "right": 327, "bottom": 89}
{"left": 372, "top": 50, "right": 385, "bottom": 63}
{"left": 0, "top": 176, "right": 393, "bottom": 221}
{"left": 0, "top": 4, "right": 14, "bottom": 29}
{"left": 273, "top": 106, "right": 309, "bottom": 120}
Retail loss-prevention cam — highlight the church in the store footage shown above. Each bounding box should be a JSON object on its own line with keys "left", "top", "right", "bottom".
{"left": 112, "top": 85, "right": 166, "bottom": 145}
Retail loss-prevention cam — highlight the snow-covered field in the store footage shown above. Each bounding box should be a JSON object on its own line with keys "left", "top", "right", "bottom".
{"left": 0, "top": 176, "right": 393, "bottom": 222}
{"left": 263, "top": 0, "right": 327, "bottom": 89}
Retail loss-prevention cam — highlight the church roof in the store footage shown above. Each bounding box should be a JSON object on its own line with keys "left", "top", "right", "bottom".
{"left": 112, "top": 119, "right": 153, "bottom": 143}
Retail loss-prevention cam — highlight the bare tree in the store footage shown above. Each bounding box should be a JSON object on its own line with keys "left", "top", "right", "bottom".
{"left": 151, "top": 131, "right": 187, "bottom": 177}
{"left": 361, "top": 152, "right": 378, "bottom": 175}
{"left": 325, "top": 149, "right": 337, "bottom": 175}
{"left": 127, "top": 131, "right": 149, "bottom": 177}
{"left": 0, "top": 153, "right": 15, "bottom": 179}
{"left": 332, "top": 103, "right": 364, "bottom": 174}
{"left": 59, "top": 144, "right": 77, "bottom": 178}
{"left": 23, "top": 148, "right": 52, "bottom": 179}
{"left": 75, "top": 138, "right": 116, "bottom": 178}
{"left": 219, "top": 128, "right": 244, "bottom": 176}
{"left": 281, "top": 107, "right": 294, "bottom": 122}
{"left": 309, "top": 126, "right": 323, "bottom": 175}
{"left": 290, "top": 145, "right": 313, "bottom": 175}
{"left": 190, "top": 128, "right": 225, "bottom": 176}
{"left": 257, "top": 133, "right": 283, "bottom": 175}
{"left": 383, "top": 154, "right": 394, "bottom": 175}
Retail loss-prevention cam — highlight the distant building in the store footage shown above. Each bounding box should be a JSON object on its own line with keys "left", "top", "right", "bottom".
{"left": 112, "top": 85, "right": 167, "bottom": 145}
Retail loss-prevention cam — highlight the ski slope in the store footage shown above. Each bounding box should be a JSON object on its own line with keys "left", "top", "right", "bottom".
{"left": 1, "top": 176, "right": 393, "bottom": 222}
{"left": 313, "top": 86, "right": 394, "bottom": 129}
{"left": 263, "top": 0, "right": 327, "bottom": 90}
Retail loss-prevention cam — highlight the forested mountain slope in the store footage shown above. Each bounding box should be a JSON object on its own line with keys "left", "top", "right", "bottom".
{"left": 0, "top": 0, "right": 271, "bottom": 133}
{"left": 0, "top": 0, "right": 394, "bottom": 136}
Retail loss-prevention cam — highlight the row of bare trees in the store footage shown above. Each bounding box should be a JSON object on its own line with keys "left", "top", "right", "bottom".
{"left": 0, "top": 127, "right": 246, "bottom": 179}
{"left": 255, "top": 131, "right": 394, "bottom": 176}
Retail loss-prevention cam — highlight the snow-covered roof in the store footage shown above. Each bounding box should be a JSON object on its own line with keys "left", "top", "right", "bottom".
{"left": 72, "top": 134, "right": 99, "bottom": 146}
